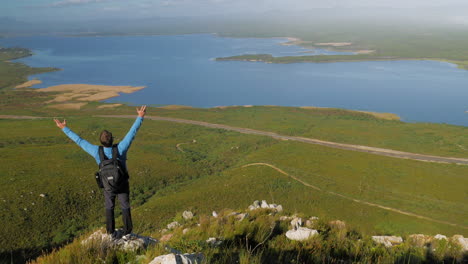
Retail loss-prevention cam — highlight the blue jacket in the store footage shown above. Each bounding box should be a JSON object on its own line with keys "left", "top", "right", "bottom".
{"left": 61, "top": 117, "right": 143, "bottom": 169}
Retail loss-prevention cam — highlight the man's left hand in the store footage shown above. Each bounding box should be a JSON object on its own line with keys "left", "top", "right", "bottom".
{"left": 54, "top": 119, "right": 67, "bottom": 129}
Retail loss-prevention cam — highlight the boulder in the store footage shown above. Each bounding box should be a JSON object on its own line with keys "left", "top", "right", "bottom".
{"left": 150, "top": 253, "right": 204, "bottom": 264}
{"left": 408, "top": 234, "right": 432, "bottom": 247}
{"left": 81, "top": 229, "right": 157, "bottom": 251}
{"left": 167, "top": 221, "right": 180, "bottom": 230}
{"left": 248, "top": 205, "right": 256, "bottom": 211}
{"left": 372, "top": 236, "right": 403, "bottom": 247}
{"left": 261, "top": 200, "right": 269, "bottom": 208}
{"left": 182, "top": 211, "right": 194, "bottom": 220}
{"left": 253, "top": 200, "right": 261, "bottom": 208}
{"left": 275, "top": 205, "right": 283, "bottom": 212}
{"left": 452, "top": 235, "right": 468, "bottom": 251}
{"left": 434, "top": 234, "right": 447, "bottom": 240}
{"left": 285, "top": 227, "right": 318, "bottom": 241}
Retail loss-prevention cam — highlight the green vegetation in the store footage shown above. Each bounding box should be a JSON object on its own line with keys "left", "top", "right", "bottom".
{"left": 0, "top": 47, "right": 58, "bottom": 90}
{"left": 216, "top": 27, "right": 468, "bottom": 69}
{"left": 33, "top": 209, "right": 468, "bottom": 263}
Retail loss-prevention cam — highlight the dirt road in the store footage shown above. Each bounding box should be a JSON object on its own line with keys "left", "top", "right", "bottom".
{"left": 98, "top": 115, "right": 468, "bottom": 165}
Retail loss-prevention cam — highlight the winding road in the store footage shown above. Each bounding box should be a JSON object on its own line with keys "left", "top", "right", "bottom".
{"left": 98, "top": 115, "right": 468, "bottom": 165}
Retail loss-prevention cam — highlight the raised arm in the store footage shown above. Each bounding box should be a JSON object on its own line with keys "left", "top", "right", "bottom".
{"left": 54, "top": 119, "right": 98, "bottom": 158}
{"left": 118, "top": 105, "right": 146, "bottom": 154}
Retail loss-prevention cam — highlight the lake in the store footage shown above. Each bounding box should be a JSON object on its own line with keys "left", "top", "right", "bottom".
{"left": 1, "top": 34, "right": 467, "bottom": 126}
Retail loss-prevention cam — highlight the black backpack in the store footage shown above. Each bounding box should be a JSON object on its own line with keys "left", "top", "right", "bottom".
{"left": 97, "top": 144, "right": 128, "bottom": 192}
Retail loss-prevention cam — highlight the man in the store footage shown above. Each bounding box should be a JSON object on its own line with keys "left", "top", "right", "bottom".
{"left": 54, "top": 105, "right": 146, "bottom": 239}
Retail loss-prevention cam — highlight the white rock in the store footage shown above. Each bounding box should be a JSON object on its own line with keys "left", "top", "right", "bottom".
{"left": 182, "top": 211, "right": 194, "bottom": 220}
{"left": 275, "top": 205, "right": 283, "bottom": 212}
{"left": 212, "top": 211, "right": 218, "bottom": 218}
{"left": 269, "top": 204, "right": 277, "bottom": 209}
{"left": 290, "top": 217, "right": 302, "bottom": 230}
{"left": 183, "top": 228, "right": 190, "bottom": 235}
{"left": 372, "top": 236, "right": 403, "bottom": 247}
{"left": 248, "top": 205, "right": 256, "bottom": 211}
{"left": 261, "top": 200, "right": 269, "bottom": 208}
{"left": 167, "top": 221, "right": 180, "bottom": 230}
{"left": 452, "top": 235, "right": 468, "bottom": 251}
{"left": 39, "top": 194, "right": 46, "bottom": 198}
{"left": 82, "top": 230, "right": 157, "bottom": 251}
{"left": 150, "top": 253, "right": 204, "bottom": 264}
{"left": 434, "top": 234, "right": 447, "bottom": 240}
{"left": 253, "top": 200, "right": 260, "bottom": 207}
{"left": 285, "top": 227, "right": 318, "bottom": 241}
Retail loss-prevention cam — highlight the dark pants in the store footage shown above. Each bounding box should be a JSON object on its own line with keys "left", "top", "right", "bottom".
{"left": 104, "top": 188, "right": 133, "bottom": 235}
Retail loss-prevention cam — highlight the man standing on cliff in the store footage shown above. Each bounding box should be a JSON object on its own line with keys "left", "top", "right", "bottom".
{"left": 54, "top": 105, "right": 146, "bottom": 239}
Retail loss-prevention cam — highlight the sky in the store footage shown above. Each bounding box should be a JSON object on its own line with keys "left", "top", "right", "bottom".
{"left": 2, "top": 0, "right": 468, "bottom": 23}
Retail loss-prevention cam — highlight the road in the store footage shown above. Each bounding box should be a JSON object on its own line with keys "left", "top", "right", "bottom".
{"left": 98, "top": 115, "right": 468, "bottom": 165}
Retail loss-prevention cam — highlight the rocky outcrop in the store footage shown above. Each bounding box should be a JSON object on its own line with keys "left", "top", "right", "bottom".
{"left": 149, "top": 253, "right": 204, "bottom": 264}
{"left": 248, "top": 200, "right": 282, "bottom": 212}
{"left": 452, "top": 235, "right": 468, "bottom": 251}
{"left": 81, "top": 229, "right": 157, "bottom": 251}
{"left": 372, "top": 236, "right": 403, "bottom": 247}
{"left": 286, "top": 227, "right": 319, "bottom": 241}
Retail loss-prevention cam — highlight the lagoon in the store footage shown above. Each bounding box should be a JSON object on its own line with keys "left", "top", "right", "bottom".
{"left": 0, "top": 34, "right": 467, "bottom": 126}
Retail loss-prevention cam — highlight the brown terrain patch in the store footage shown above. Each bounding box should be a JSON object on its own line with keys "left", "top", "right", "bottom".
{"left": 97, "top": 104, "right": 123, "bottom": 109}
{"left": 315, "top": 42, "right": 353, "bottom": 47}
{"left": 15, "top": 79, "right": 42, "bottom": 89}
{"left": 158, "top": 105, "right": 194, "bottom": 110}
{"left": 47, "top": 103, "right": 87, "bottom": 110}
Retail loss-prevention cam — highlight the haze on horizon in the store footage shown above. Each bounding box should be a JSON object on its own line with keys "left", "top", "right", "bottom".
{"left": 1, "top": 0, "right": 468, "bottom": 36}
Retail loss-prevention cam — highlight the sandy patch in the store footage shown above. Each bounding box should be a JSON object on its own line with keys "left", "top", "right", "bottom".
{"left": 37, "top": 84, "right": 145, "bottom": 104}
{"left": 243, "top": 105, "right": 253, "bottom": 108}
{"left": 158, "top": 105, "right": 194, "bottom": 110}
{"left": 47, "top": 103, "right": 87, "bottom": 110}
{"left": 315, "top": 42, "right": 352, "bottom": 47}
{"left": 15, "top": 79, "right": 42, "bottom": 89}
{"left": 97, "top": 104, "right": 123, "bottom": 109}
{"left": 354, "top": 50, "right": 376, "bottom": 54}
{"left": 300, "top": 106, "right": 400, "bottom": 120}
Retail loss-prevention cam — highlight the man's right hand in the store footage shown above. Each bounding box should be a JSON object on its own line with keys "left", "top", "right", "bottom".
{"left": 54, "top": 119, "right": 67, "bottom": 129}
{"left": 137, "top": 105, "right": 147, "bottom": 118}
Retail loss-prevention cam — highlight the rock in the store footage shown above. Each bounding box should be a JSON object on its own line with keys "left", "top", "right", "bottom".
{"left": 280, "top": 216, "right": 292, "bottom": 221}
{"left": 212, "top": 211, "right": 218, "bottom": 218}
{"left": 275, "top": 205, "right": 283, "bottom": 212}
{"left": 372, "top": 236, "right": 403, "bottom": 247}
{"left": 161, "top": 229, "right": 168, "bottom": 234}
{"left": 329, "top": 220, "right": 346, "bottom": 230}
{"left": 167, "top": 221, "right": 180, "bottom": 230}
{"left": 182, "top": 211, "right": 194, "bottom": 220}
{"left": 305, "top": 217, "right": 319, "bottom": 228}
{"left": 150, "top": 253, "right": 204, "bottom": 264}
{"left": 248, "top": 205, "right": 256, "bottom": 211}
{"left": 434, "top": 234, "right": 447, "bottom": 240}
{"left": 285, "top": 227, "right": 318, "bottom": 241}
{"left": 160, "top": 234, "right": 173, "bottom": 242}
{"left": 206, "top": 237, "right": 223, "bottom": 247}
{"left": 39, "top": 194, "right": 46, "bottom": 198}
{"left": 261, "top": 200, "right": 269, "bottom": 208}
{"left": 183, "top": 228, "right": 190, "bottom": 235}
{"left": 269, "top": 204, "right": 277, "bottom": 209}
{"left": 408, "top": 234, "right": 432, "bottom": 247}
{"left": 253, "top": 200, "right": 260, "bottom": 208}
{"left": 452, "top": 235, "right": 468, "bottom": 251}
{"left": 290, "top": 217, "right": 302, "bottom": 230}
{"left": 82, "top": 229, "right": 157, "bottom": 251}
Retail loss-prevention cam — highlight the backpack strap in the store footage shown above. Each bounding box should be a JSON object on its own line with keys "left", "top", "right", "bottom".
{"left": 112, "top": 144, "right": 119, "bottom": 162}
{"left": 98, "top": 146, "right": 108, "bottom": 162}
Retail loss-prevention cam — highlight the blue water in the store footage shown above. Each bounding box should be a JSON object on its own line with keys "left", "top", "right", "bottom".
{"left": 1, "top": 34, "right": 467, "bottom": 126}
